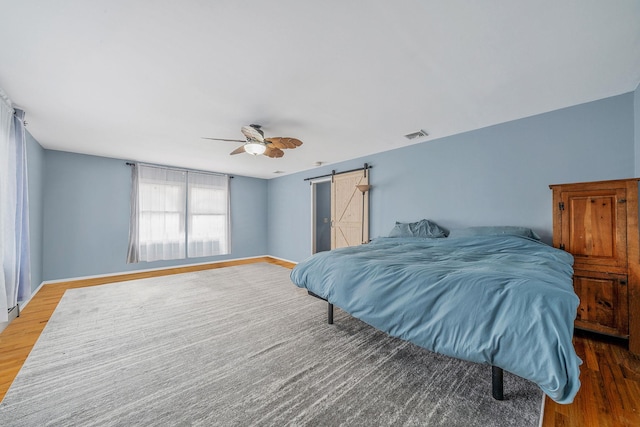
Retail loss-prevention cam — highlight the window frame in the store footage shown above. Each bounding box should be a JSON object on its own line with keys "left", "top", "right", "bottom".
{"left": 128, "top": 163, "right": 230, "bottom": 263}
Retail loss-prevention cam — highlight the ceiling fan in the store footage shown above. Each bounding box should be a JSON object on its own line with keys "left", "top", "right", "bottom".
{"left": 202, "top": 124, "right": 303, "bottom": 158}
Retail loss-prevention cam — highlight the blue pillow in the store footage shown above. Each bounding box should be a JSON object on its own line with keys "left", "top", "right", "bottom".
{"left": 448, "top": 226, "right": 540, "bottom": 240}
{"left": 388, "top": 219, "right": 448, "bottom": 238}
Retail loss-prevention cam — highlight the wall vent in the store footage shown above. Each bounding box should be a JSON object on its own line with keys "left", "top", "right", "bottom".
{"left": 404, "top": 129, "right": 429, "bottom": 140}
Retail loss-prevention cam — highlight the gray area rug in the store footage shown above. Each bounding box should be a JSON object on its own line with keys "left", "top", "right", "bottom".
{"left": 0, "top": 263, "right": 543, "bottom": 426}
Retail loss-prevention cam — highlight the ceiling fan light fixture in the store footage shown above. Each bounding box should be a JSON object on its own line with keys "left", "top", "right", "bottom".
{"left": 205, "top": 124, "right": 302, "bottom": 158}
{"left": 244, "top": 141, "right": 266, "bottom": 155}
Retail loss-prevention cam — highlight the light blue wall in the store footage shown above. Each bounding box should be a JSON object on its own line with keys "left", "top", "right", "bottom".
{"left": 42, "top": 151, "right": 268, "bottom": 281}
{"left": 23, "top": 91, "right": 639, "bottom": 279}
{"left": 26, "top": 131, "right": 44, "bottom": 290}
{"left": 268, "top": 93, "right": 635, "bottom": 262}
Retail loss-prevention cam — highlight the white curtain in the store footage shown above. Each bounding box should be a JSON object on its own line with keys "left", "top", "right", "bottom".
{"left": 0, "top": 89, "right": 16, "bottom": 322}
{"left": 135, "top": 164, "right": 188, "bottom": 262}
{"left": 14, "top": 109, "right": 31, "bottom": 303}
{"left": 0, "top": 92, "right": 31, "bottom": 321}
{"left": 126, "top": 164, "right": 140, "bottom": 263}
{"left": 187, "top": 171, "right": 230, "bottom": 257}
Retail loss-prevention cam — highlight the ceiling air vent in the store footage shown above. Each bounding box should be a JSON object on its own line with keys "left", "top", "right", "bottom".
{"left": 404, "top": 129, "right": 429, "bottom": 140}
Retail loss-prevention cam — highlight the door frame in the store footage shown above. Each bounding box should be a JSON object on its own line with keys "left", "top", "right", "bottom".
{"left": 310, "top": 177, "right": 332, "bottom": 254}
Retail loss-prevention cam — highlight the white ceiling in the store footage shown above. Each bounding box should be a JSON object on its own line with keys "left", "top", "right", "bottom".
{"left": 1, "top": 1, "right": 639, "bottom": 179}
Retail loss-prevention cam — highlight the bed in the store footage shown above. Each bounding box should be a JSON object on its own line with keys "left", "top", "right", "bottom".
{"left": 290, "top": 223, "right": 582, "bottom": 404}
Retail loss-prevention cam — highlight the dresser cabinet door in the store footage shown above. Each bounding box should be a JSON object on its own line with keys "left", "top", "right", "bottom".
{"left": 559, "top": 188, "right": 627, "bottom": 272}
{"left": 573, "top": 271, "right": 629, "bottom": 337}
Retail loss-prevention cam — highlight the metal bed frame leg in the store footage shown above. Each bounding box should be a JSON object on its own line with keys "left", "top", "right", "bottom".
{"left": 492, "top": 366, "right": 504, "bottom": 400}
{"left": 306, "top": 291, "right": 334, "bottom": 325}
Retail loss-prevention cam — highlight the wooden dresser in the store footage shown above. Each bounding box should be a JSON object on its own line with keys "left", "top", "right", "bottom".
{"left": 550, "top": 178, "right": 640, "bottom": 355}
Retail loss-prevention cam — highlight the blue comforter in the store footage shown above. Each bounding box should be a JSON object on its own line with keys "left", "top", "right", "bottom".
{"left": 290, "top": 235, "right": 581, "bottom": 404}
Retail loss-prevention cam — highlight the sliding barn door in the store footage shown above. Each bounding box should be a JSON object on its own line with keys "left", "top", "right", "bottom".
{"left": 331, "top": 170, "right": 369, "bottom": 249}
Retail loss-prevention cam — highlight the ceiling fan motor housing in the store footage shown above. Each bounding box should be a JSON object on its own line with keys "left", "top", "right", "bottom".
{"left": 242, "top": 124, "right": 265, "bottom": 142}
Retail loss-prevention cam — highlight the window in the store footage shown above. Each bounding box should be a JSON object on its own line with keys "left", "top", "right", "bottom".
{"left": 127, "top": 164, "right": 229, "bottom": 263}
{"left": 187, "top": 171, "right": 229, "bottom": 257}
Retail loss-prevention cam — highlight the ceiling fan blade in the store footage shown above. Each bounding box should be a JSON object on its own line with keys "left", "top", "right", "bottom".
{"left": 263, "top": 146, "right": 284, "bottom": 158}
{"left": 265, "top": 138, "right": 286, "bottom": 149}
{"left": 265, "top": 137, "right": 303, "bottom": 149}
{"left": 230, "top": 145, "right": 246, "bottom": 155}
{"left": 202, "top": 137, "right": 246, "bottom": 143}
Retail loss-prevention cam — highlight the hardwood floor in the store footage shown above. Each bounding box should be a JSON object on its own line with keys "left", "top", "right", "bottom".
{"left": 1, "top": 257, "right": 639, "bottom": 426}
{"left": 542, "top": 331, "right": 640, "bottom": 426}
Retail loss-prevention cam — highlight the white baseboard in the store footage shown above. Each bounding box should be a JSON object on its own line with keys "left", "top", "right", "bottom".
{"left": 19, "top": 280, "right": 46, "bottom": 311}
{"left": 266, "top": 255, "right": 298, "bottom": 265}
{"left": 41, "top": 255, "right": 277, "bottom": 285}
{"left": 0, "top": 306, "right": 20, "bottom": 334}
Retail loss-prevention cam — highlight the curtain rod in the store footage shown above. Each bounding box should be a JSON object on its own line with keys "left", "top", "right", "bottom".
{"left": 125, "top": 162, "right": 234, "bottom": 178}
{"left": 304, "top": 163, "right": 371, "bottom": 182}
